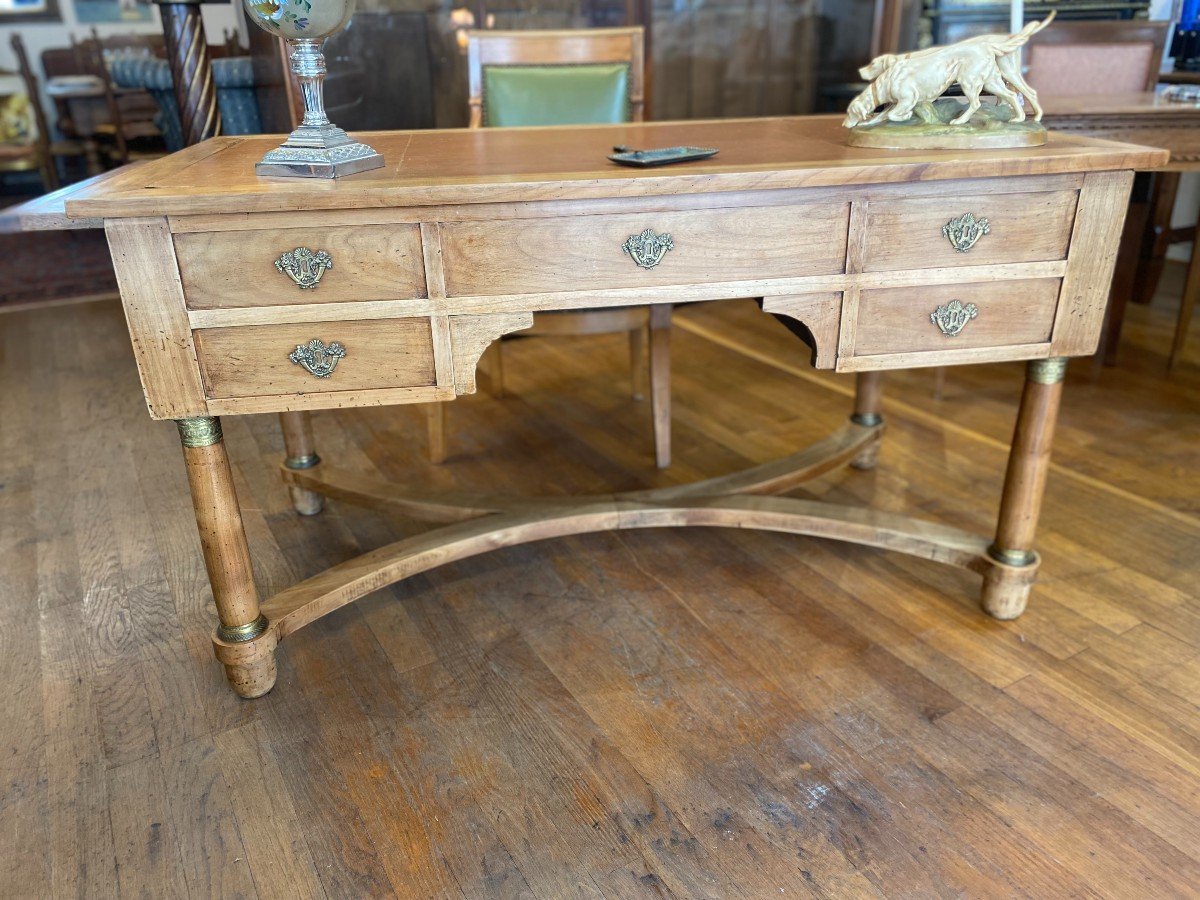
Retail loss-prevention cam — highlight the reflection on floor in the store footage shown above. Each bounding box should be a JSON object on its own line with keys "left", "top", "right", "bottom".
{"left": 0, "top": 273, "right": 1196, "bottom": 896}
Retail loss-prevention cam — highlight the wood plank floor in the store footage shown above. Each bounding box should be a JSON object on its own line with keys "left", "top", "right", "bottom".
{"left": 1, "top": 268, "right": 1197, "bottom": 898}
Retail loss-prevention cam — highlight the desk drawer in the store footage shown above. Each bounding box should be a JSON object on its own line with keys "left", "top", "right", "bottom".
{"left": 861, "top": 190, "right": 1077, "bottom": 273}
{"left": 193, "top": 319, "right": 436, "bottom": 399}
{"left": 439, "top": 202, "right": 850, "bottom": 297}
{"left": 853, "top": 279, "right": 1060, "bottom": 357}
{"left": 175, "top": 224, "right": 427, "bottom": 309}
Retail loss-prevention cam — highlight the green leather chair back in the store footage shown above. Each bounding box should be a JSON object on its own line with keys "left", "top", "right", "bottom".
{"left": 482, "top": 62, "right": 631, "bottom": 127}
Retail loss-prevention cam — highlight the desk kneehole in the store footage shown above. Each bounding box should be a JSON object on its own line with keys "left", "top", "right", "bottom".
{"left": 852, "top": 278, "right": 1061, "bottom": 357}
{"left": 193, "top": 319, "right": 438, "bottom": 399}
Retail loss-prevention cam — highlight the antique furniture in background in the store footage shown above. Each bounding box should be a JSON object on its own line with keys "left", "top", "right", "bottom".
{"left": 82, "top": 28, "right": 166, "bottom": 166}
{"left": 110, "top": 54, "right": 262, "bottom": 152}
{"left": 922, "top": 0, "right": 1151, "bottom": 46}
{"left": 425, "top": 26, "right": 672, "bottom": 468}
{"left": 8, "top": 33, "right": 88, "bottom": 189}
{"left": 1024, "top": 18, "right": 1171, "bottom": 96}
{"left": 1042, "top": 93, "right": 1200, "bottom": 370}
{"left": 63, "top": 117, "right": 1164, "bottom": 698}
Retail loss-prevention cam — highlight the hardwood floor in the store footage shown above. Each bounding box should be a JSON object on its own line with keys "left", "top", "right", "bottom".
{"left": 1, "top": 270, "right": 1197, "bottom": 898}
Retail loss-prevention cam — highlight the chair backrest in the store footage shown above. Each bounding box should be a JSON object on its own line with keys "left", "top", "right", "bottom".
{"left": 466, "top": 27, "right": 644, "bottom": 128}
{"left": 10, "top": 33, "right": 53, "bottom": 151}
{"left": 1025, "top": 20, "right": 1170, "bottom": 98}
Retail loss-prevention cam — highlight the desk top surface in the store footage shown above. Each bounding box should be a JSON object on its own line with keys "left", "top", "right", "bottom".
{"left": 67, "top": 115, "right": 1167, "bottom": 220}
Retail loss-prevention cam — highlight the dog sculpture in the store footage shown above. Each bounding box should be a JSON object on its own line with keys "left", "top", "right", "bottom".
{"left": 844, "top": 12, "right": 1055, "bottom": 129}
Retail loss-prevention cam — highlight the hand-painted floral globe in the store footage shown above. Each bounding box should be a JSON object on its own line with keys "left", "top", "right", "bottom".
{"left": 243, "top": 0, "right": 355, "bottom": 41}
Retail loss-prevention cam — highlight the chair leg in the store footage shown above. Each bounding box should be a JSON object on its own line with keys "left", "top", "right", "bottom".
{"left": 426, "top": 403, "right": 447, "bottom": 464}
{"left": 1134, "top": 171, "right": 1181, "bottom": 307}
{"left": 649, "top": 305, "right": 671, "bottom": 469}
{"left": 629, "top": 324, "right": 648, "bottom": 401}
{"left": 480, "top": 341, "right": 506, "bottom": 397}
{"left": 1101, "top": 174, "right": 1152, "bottom": 366}
{"left": 1169, "top": 239, "right": 1200, "bottom": 372}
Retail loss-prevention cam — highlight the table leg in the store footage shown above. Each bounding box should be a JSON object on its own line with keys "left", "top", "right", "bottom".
{"left": 279, "top": 411, "right": 325, "bottom": 515}
{"left": 981, "top": 358, "right": 1066, "bottom": 619}
{"left": 1101, "top": 172, "right": 1152, "bottom": 366}
{"left": 649, "top": 304, "right": 672, "bottom": 469}
{"left": 850, "top": 372, "right": 884, "bottom": 469}
{"left": 1169, "top": 237, "right": 1199, "bottom": 372}
{"left": 176, "top": 416, "right": 276, "bottom": 698}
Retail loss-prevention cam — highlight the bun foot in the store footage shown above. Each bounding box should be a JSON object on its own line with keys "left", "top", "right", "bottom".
{"left": 980, "top": 560, "right": 1038, "bottom": 620}
{"left": 213, "top": 628, "right": 279, "bottom": 699}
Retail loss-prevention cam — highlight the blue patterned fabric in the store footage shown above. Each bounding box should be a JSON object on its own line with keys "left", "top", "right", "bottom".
{"left": 110, "top": 55, "right": 262, "bottom": 151}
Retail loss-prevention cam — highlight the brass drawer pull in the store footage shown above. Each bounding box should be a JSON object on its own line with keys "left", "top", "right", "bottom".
{"left": 931, "top": 300, "right": 978, "bottom": 337}
{"left": 289, "top": 338, "right": 346, "bottom": 378}
{"left": 942, "top": 213, "right": 989, "bottom": 252}
{"left": 622, "top": 228, "right": 674, "bottom": 269}
{"left": 275, "top": 247, "right": 333, "bottom": 289}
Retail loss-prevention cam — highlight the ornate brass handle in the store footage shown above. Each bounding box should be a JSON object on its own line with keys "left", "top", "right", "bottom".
{"left": 622, "top": 228, "right": 674, "bottom": 269}
{"left": 275, "top": 247, "right": 333, "bottom": 289}
{"left": 942, "top": 213, "right": 989, "bottom": 252}
{"left": 288, "top": 338, "right": 346, "bottom": 378}
{"left": 930, "top": 300, "right": 978, "bottom": 337}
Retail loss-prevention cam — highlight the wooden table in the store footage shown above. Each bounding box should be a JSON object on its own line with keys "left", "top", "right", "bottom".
{"left": 1043, "top": 91, "right": 1200, "bottom": 366}
{"left": 64, "top": 117, "right": 1165, "bottom": 698}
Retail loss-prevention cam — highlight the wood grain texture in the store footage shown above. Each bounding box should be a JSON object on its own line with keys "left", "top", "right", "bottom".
{"left": 64, "top": 117, "right": 1168, "bottom": 219}
{"left": 104, "top": 217, "right": 208, "bottom": 419}
{"left": 1052, "top": 169, "right": 1136, "bottom": 356}
{"left": 854, "top": 279, "right": 1061, "bottom": 356}
{"left": 3, "top": 294, "right": 1199, "bottom": 896}
{"left": 449, "top": 313, "right": 534, "bottom": 393}
{"left": 439, "top": 202, "right": 849, "bottom": 297}
{"left": 861, "top": 189, "right": 1078, "bottom": 272}
{"left": 175, "top": 224, "right": 427, "bottom": 308}
{"left": 194, "top": 319, "right": 437, "bottom": 399}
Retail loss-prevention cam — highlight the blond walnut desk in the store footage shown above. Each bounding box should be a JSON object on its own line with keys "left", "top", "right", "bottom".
{"left": 66, "top": 117, "right": 1166, "bottom": 698}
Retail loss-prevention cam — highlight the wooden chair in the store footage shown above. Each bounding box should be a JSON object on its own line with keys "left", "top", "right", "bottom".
{"left": 81, "top": 29, "right": 166, "bottom": 166}
{"left": 426, "top": 26, "right": 672, "bottom": 468}
{"left": 8, "top": 33, "right": 88, "bottom": 190}
{"left": 1021, "top": 20, "right": 1198, "bottom": 369}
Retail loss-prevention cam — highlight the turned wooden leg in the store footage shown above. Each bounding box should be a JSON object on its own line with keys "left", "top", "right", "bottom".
{"left": 1169, "top": 238, "right": 1199, "bottom": 373}
{"left": 629, "top": 321, "right": 648, "bottom": 401}
{"left": 981, "top": 358, "right": 1066, "bottom": 619}
{"left": 480, "top": 340, "right": 506, "bottom": 397}
{"left": 279, "top": 411, "right": 324, "bottom": 515}
{"left": 649, "top": 304, "right": 671, "bottom": 469}
{"left": 850, "top": 372, "right": 883, "bottom": 470}
{"left": 425, "top": 403, "right": 448, "bottom": 465}
{"left": 176, "top": 417, "right": 276, "bottom": 698}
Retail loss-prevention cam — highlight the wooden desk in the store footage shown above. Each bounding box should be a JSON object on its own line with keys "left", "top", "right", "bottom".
{"left": 66, "top": 117, "right": 1165, "bottom": 698}
{"left": 1044, "top": 91, "right": 1200, "bottom": 366}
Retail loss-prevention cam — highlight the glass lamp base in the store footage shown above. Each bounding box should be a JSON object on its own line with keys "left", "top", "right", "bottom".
{"left": 255, "top": 123, "right": 384, "bottom": 178}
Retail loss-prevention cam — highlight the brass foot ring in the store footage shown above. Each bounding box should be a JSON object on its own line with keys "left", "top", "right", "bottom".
{"left": 285, "top": 453, "right": 321, "bottom": 470}
{"left": 987, "top": 544, "right": 1036, "bottom": 567}
{"left": 850, "top": 413, "right": 883, "bottom": 427}
{"left": 217, "top": 614, "right": 269, "bottom": 643}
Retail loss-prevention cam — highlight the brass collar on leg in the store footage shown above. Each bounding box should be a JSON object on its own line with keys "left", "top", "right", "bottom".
{"left": 850, "top": 412, "right": 883, "bottom": 427}
{"left": 987, "top": 543, "right": 1037, "bottom": 568}
{"left": 176, "top": 416, "right": 223, "bottom": 448}
{"left": 217, "top": 614, "right": 269, "bottom": 644}
{"left": 1027, "top": 358, "right": 1068, "bottom": 385}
